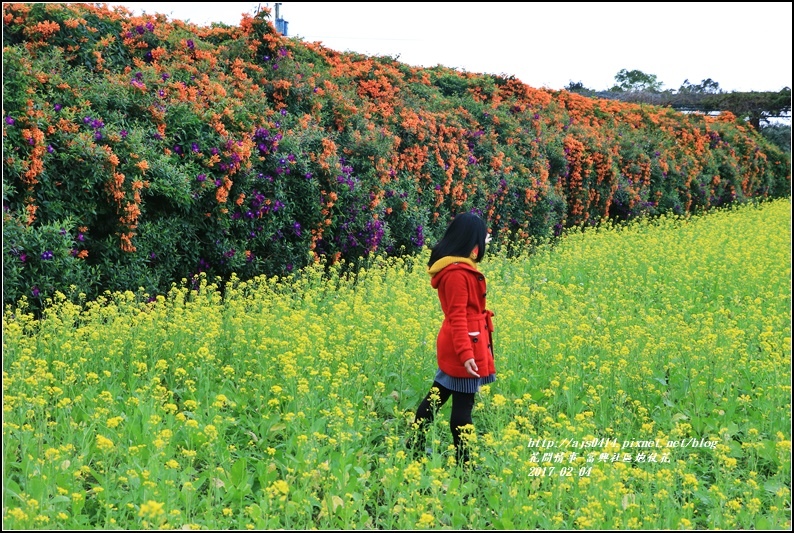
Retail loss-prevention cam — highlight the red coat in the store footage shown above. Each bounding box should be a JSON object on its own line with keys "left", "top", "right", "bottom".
{"left": 429, "top": 258, "right": 496, "bottom": 379}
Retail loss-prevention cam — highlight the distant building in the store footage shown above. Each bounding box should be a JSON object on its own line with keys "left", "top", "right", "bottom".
{"left": 274, "top": 3, "right": 288, "bottom": 35}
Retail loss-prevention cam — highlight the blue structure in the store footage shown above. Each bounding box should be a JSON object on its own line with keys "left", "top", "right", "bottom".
{"left": 274, "top": 3, "right": 289, "bottom": 36}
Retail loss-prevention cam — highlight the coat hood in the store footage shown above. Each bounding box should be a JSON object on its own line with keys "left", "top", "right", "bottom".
{"left": 428, "top": 257, "right": 479, "bottom": 289}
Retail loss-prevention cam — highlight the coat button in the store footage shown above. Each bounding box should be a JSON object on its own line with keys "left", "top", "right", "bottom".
{"left": 478, "top": 276, "right": 484, "bottom": 281}
{"left": 472, "top": 338, "right": 478, "bottom": 343}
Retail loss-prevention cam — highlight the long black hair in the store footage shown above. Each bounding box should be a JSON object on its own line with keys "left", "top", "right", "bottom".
{"left": 428, "top": 212, "right": 487, "bottom": 267}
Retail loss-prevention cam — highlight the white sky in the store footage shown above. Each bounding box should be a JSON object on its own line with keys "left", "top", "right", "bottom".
{"left": 105, "top": 2, "right": 792, "bottom": 93}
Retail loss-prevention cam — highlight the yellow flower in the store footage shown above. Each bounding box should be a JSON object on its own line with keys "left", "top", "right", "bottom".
{"left": 6, "top": 508, "right": 27, "bottom": 521}
{"left": 726, "top": 499, "right": 742, "bottom": 512}
{"left": 203, "top": 424, "right": 218, "bottom": 441}
{"left": 416, "top": 512, "right": 435, "bottom": 528}
{"left": 139, "top": 500, "right": 165, "bottom": 519}
{"left": 96, "top": 434, "right": 114, "bottom": 452}
{"left": 266, "top": 479, "right": 290, "bottom": 501}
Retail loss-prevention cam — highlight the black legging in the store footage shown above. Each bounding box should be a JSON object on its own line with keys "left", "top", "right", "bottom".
{"left": 411, "top": 381, "right": 476, "bottom": 462}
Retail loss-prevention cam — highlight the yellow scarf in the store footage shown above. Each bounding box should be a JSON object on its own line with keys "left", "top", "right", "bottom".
{"left": 427, "top": 256, "right": 478, "bottom": 276}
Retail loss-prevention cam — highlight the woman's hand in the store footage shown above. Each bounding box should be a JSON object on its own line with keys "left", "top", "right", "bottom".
{"left": 464, "top": 358, "right": 480, "bottom": 378}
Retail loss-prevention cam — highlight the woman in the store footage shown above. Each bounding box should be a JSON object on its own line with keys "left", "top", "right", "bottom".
{"left": 408, "top": 212, "right": 496, "bottom": 467}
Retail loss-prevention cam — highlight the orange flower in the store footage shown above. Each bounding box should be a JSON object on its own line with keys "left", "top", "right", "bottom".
{"left": 25, "top": 20, "right": 60, "bottom": 40}
{"left": 119, "top": 233, "right": 136, "bottom": 252}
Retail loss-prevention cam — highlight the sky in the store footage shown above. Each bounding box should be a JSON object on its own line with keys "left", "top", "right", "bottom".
{"left": 104, "top": 2, "right": 793, "bottom": 94}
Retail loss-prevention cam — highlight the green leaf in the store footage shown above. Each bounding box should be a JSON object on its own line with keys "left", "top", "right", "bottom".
{"left": 763, "top": 479, "right": 785, "bottom": 494}
{"left": 671, "top": 412, "right": 688, "bottom": 423}
{"left": 230, "top": 457, "right": 247, "bottom": 486}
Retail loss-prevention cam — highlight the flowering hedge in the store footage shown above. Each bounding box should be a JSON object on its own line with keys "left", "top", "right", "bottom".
{"left": 3, "top": 2, "right": 790, "bottom": 313}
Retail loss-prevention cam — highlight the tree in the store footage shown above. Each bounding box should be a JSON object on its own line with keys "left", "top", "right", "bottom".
{"left": 564, "top": 80, "right": 594, "bottom": 95}
{"left": 760, "top": 123, "right": 791, "bottom": 154}
{"left": 610, "top": 69, "right": 663, "bottom": 93}
{"left": 678, "top": 78, "right": 721, "bottom": 94}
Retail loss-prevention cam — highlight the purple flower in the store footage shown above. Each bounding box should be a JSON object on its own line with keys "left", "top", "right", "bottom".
{"left": 54, "top": 104, "right": 62, "bottom": 111}
{"left": 5, "top": 116, "right": 16, "bottom": 126}
{"left": 135, "top": 25, "right": 145, "bottom": 35}
{"left": 279, "top": 48, "right": 287, "bottom": 57}
{"left": 145, "top": 22, "right": 154, "bottom": 31}
{"left": 225, "top": 249, "right": 236, "bottom": 258}
{"left": 77, "top": 233, "right": 85, "bottom": 242}
{"left": 94, "top": 132, "right": 102, "bottom": 141}
{"left": 120, "top": 130, "right": 128, "bottom": 139}
{"left": 161, "top": 73, "right": 170, "bottom": 81}
{"left": 215, "top": 179, "right": 223, "bottom": 187}
{"left": 32, "top": 286, "right": 40, "bottom": 297}
{"left": 187, "top": 39, "right": 194, "bottom": 50}
{"left": 280, "top": 109, "right": 287, "bottom": 116}
{"left": 19, "top": 253, "right": 27, "bottom": 263}
{"left": 293, "top": 222, "right": 302, "bottom": 236}
{"left": 412, "top": 225, "right": 425, "bottom": 248}
{"left": 192, "top": 142, "right": 200, "bottom": 153}
{"left": 41, "top": 250, "right": 54, "bottom": 260}
{"left": 28, "top": 138, "right": 35, "bottom": 145}
{"left": 47, "top": 145, "right": 54, "bottom": 153}
{"left": 197, "top": 173, "right": 206, "bottom": 182}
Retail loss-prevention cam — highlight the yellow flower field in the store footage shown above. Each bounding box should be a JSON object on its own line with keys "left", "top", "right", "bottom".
{"left": 3, "top": 198, "right": 791, "bottom": 530}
